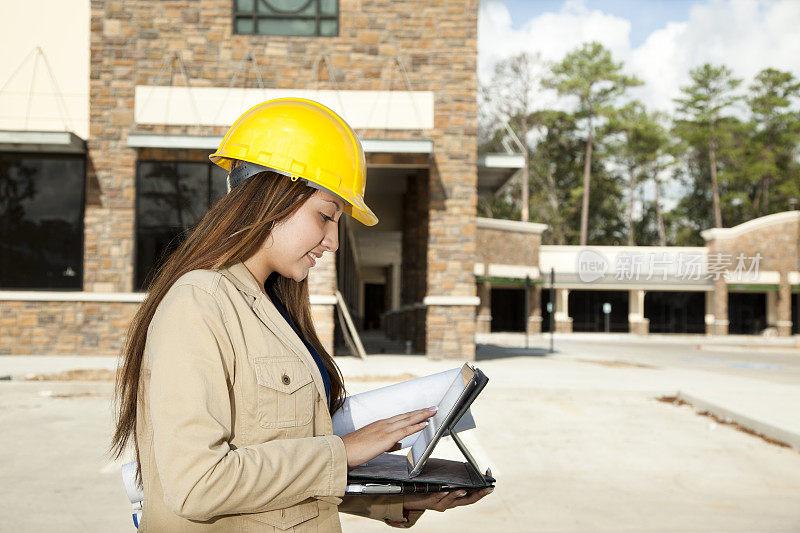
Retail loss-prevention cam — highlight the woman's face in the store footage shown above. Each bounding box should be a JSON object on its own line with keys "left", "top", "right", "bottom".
{"left": 264, "top": 188, "right": 343, "bottom": 282}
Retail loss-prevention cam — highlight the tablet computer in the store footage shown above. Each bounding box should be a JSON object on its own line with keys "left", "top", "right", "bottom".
{"left": 407, "top": 363, "right": 487, "bottom": 477}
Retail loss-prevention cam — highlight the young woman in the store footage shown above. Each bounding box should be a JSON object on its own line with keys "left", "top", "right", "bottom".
{"left": 111, "top": 98, "right": 490, "bottom": 531}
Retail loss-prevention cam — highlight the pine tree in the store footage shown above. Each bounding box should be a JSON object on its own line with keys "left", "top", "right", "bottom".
{"left": 544, "top": 42, "right": 641, "bottom": 245}
{"left": 674, "top": 64, "right": 742, "bottom": 228}
{"left": 747, "top": 68, "right": 800, "bottom": 216}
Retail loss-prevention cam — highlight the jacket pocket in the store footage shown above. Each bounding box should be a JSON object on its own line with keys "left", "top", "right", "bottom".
{"left": 253, "top": 356, "right": 315, "bottom": 428}
{"left": 243, "top": 500, "right": 319, "bottom": 530}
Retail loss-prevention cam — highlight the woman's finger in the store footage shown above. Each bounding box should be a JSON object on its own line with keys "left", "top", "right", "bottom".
{"left": 388, "top": 406, "right": 437, "bottom": 424}
{"left": 391, "top": 420, "right": 430, "bottom": 441}
{"left": 435, "top": 490, "right": 467, "bottom": 510}
{"left": 390, "top": 408, "right": 436, "bottom": 430}
{"left": 435, "top": 491, "right": 451, "bottom": 503}
{"left": 448, "top": 488, "right": 493, "bottom": 509}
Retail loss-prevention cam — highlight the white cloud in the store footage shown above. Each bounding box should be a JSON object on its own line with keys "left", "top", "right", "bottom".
{"left": 479, "top": 1, "right": 631, "bottom": 82}
{"left": 479, "top": 0, "right": 800, "bottom": 114}
{"left": 631, "top": 0, "right": 800, "bottom": 111}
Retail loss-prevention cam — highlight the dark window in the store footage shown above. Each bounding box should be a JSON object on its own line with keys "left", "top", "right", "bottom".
{"left": 728, "top": 292, "right": 767, "bottom": 334}
{"left": 568, "top": 290, "right": 629, "bottom": 333}
{"left": 135, "top": 161, "right": 227, "bottom": 291}
{"left": 0, "top": 154, "right": 85, "bottom": 290}
{"left": 490, "top": 288, "right": 525, "bottom": 332}
{"left": 363, "top": 283, "right": 385, "bottom": 331}
{"left": 233, "top": 0, "right": 339, "bottom": 36}
{"left": 644, "top": 291, "right": 706, "bottom": 334}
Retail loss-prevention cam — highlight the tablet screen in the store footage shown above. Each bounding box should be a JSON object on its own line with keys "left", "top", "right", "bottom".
{"left": 408, "top": 364, "right": 476, "bottom": 476}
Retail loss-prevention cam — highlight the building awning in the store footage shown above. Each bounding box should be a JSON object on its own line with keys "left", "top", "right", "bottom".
{"left": 127, "top": 134, "right": 221, "bottom": 150}
{"left": 133, "top": 87, "right": 434, "bottom": 130}
{"left": 362, "top": 139, "right": 432, "bottom": 154}
{"left": 127, "top": 134, "right": 433, "bottom": 155}
{"left": 477, "top": 153, "right": 524, "bottom": 195}
{"left": 0, "top": 130, "right": 86, "bottom": 154}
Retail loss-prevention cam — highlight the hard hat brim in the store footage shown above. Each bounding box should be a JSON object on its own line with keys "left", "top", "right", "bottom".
{"left": 345, "top": 194, "right": 378, "bottom": 227}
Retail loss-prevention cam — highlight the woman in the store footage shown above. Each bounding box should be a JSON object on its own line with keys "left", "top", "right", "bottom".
{"left": 111, "top": 98, "right": 490, "bottom": 531}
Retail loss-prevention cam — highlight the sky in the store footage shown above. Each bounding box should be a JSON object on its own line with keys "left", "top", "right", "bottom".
{"left": 478, "top": 0, "right": 800, "bottom": 114}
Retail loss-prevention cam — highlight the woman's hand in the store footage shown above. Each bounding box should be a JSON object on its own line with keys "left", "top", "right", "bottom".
{"left": 403, "top": 487, "right": 494, "bottom": 512}
{"left": 340, "top": 407, "right": 437, "bottom": 468}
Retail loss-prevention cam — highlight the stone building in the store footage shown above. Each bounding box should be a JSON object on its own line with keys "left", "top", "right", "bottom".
{"left": 474, "top": 211, "right": 800, "bottom": 339}
{"left": 1, "top": 0, "right": 513, "bottom": 360}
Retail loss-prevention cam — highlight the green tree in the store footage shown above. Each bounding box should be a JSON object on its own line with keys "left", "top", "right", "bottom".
{"left": 747, "top": 68, "right": 800, "bottom": 215}
{"left": 544, "top": 41, "right": 642, "bottom": 245}
{"left": 528, "top": 110, "right": 585, "bottom": 244}
{"left": 607, "top": 103, "right": 676, "bottom": 245}
{"left": 674, "top": 63, "right": 742, "bottom": 228}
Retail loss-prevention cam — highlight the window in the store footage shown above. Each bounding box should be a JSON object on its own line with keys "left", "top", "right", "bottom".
{"left": 135, "top": 161, "right": 227, "bottom": 291}
{"left": 0, "top": 154, "right": 85, "bottom": 290}
{"left": 233, "top": 0, "right": 339, "bottom": 36}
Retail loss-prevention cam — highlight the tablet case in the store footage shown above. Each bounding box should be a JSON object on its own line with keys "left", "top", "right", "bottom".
{"left": 347, "top": 365, "right": 494, "bottom": 491}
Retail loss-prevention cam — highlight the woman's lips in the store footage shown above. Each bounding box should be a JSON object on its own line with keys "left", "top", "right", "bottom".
{"left": 307, "top": 253, "right": 316, "bottom": 267}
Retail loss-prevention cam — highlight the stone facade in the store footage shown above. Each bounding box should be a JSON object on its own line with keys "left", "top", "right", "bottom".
{"left": 526, "top": 285, "right": 542, "bottom": 335}
{"left": 0, "top": 299, "right": 138, "bottom": 356}
{"left": 0, "top": 0, "right": 480, "bottom": 358}
{"left": 702, "top": 211, "right": 800, "bottom": 336}
{"left": 399, "top": 170, "right": 429, "bottom": 352}
{"left": 11, "top": 1, "right": 796, "bottom": 355}
{"left": 472, "top": 212, "right": 799, "bottom": 338}
{"left": 474, "top": 218, "right": 545, "bottom": 336}
{"left": 476, "top": 221, "right": 542, "bottom": 266}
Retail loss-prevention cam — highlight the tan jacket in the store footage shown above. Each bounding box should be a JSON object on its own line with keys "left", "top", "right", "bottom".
{"left": 137, "top": 261, "right": 422, "bottom": 531}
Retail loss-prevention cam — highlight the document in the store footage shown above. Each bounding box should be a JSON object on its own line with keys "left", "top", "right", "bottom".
{"left": 332, "top": 367, "right": 476, "bottom": 448}
{"left": 345, "top": 364, "right": 494, "bottom": 493}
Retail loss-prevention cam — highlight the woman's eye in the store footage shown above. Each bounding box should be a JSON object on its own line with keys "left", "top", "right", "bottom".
{"left": 321, "top": 213, "right": 334, "bottom": 222}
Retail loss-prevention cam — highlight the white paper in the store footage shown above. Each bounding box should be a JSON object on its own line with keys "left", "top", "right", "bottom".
{"left": 332, "top": 367, "right": 476, "bottom": 448}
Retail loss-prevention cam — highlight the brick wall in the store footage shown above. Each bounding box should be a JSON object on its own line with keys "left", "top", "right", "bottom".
{"left": 706, "top": 215, "right": 800, "bottom": 273}
{"left": 0, "top": 300, "right": 138, "bottom": 356}
{"left": 0, "top": 1, "right": 479, "bottom": 356}
{"left": 703, "top": 211, "right": 800, "bottom": 336}
{"left": 476, "top": 227, "right": 541, "bottom": 266}
{"left": 76, "top": 0, "right": 479, "bottom": 358}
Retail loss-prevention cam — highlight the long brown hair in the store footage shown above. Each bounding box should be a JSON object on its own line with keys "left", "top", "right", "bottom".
{"left": 110, "top": 170, "right": 347, "bottom": 478}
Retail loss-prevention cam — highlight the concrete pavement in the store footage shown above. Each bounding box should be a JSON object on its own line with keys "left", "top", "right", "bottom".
{"left": 2, "top": 334, "right": 799, "bottom": 454}
{"left": 477, "top": 333, "right": 800, "bottom": 452}
{"left": 0, "top": 335, "right": 799, "bottom": 532}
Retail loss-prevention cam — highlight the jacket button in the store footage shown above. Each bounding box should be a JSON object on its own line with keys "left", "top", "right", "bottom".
{"left": 282, "top": 374, "right": 291, "bottom": 385}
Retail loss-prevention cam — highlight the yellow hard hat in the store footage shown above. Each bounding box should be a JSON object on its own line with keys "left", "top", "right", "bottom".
{"left": 210, "top": 97, "right": 377, "bottom": 226}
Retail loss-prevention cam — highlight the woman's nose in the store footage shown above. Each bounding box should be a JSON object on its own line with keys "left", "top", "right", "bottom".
{"left": 322, "top": 222, "right": 339, "bottom": 253}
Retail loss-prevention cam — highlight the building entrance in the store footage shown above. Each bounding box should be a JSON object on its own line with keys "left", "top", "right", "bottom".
{"left": 728, "top": 292, "right": 767, "bottom": 334}
{"left": 644, "top": 291, "right": 705, "bottom": 334}
{"left": 568, "top": 290, "right": 628, "bottom": 332}
{"left": 490, "top": 287, "right": 525, "bottom": 332}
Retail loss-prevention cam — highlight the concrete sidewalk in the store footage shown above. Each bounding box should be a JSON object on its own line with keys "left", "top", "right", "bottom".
{"left": 0, "top": 356, "right": 118, "bottom": 380}
{"left": 475, "top": 335, "right": 800, "bottom": 453}
{"left": 3, "top": 340, "right": 798, "bottom": 454}
{"left": 678, "top": 387, "right": 800, "bottom": 450}
{"left": 477, "top": 331, "right": 800, "bottom": 349}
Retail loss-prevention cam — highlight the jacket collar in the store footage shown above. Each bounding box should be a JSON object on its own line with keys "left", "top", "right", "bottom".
{"left": 218, "top": 261, "right": 330, "bottom": 408}
{"left": 219, "top": 261, "right": 264, "bottom": 301}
